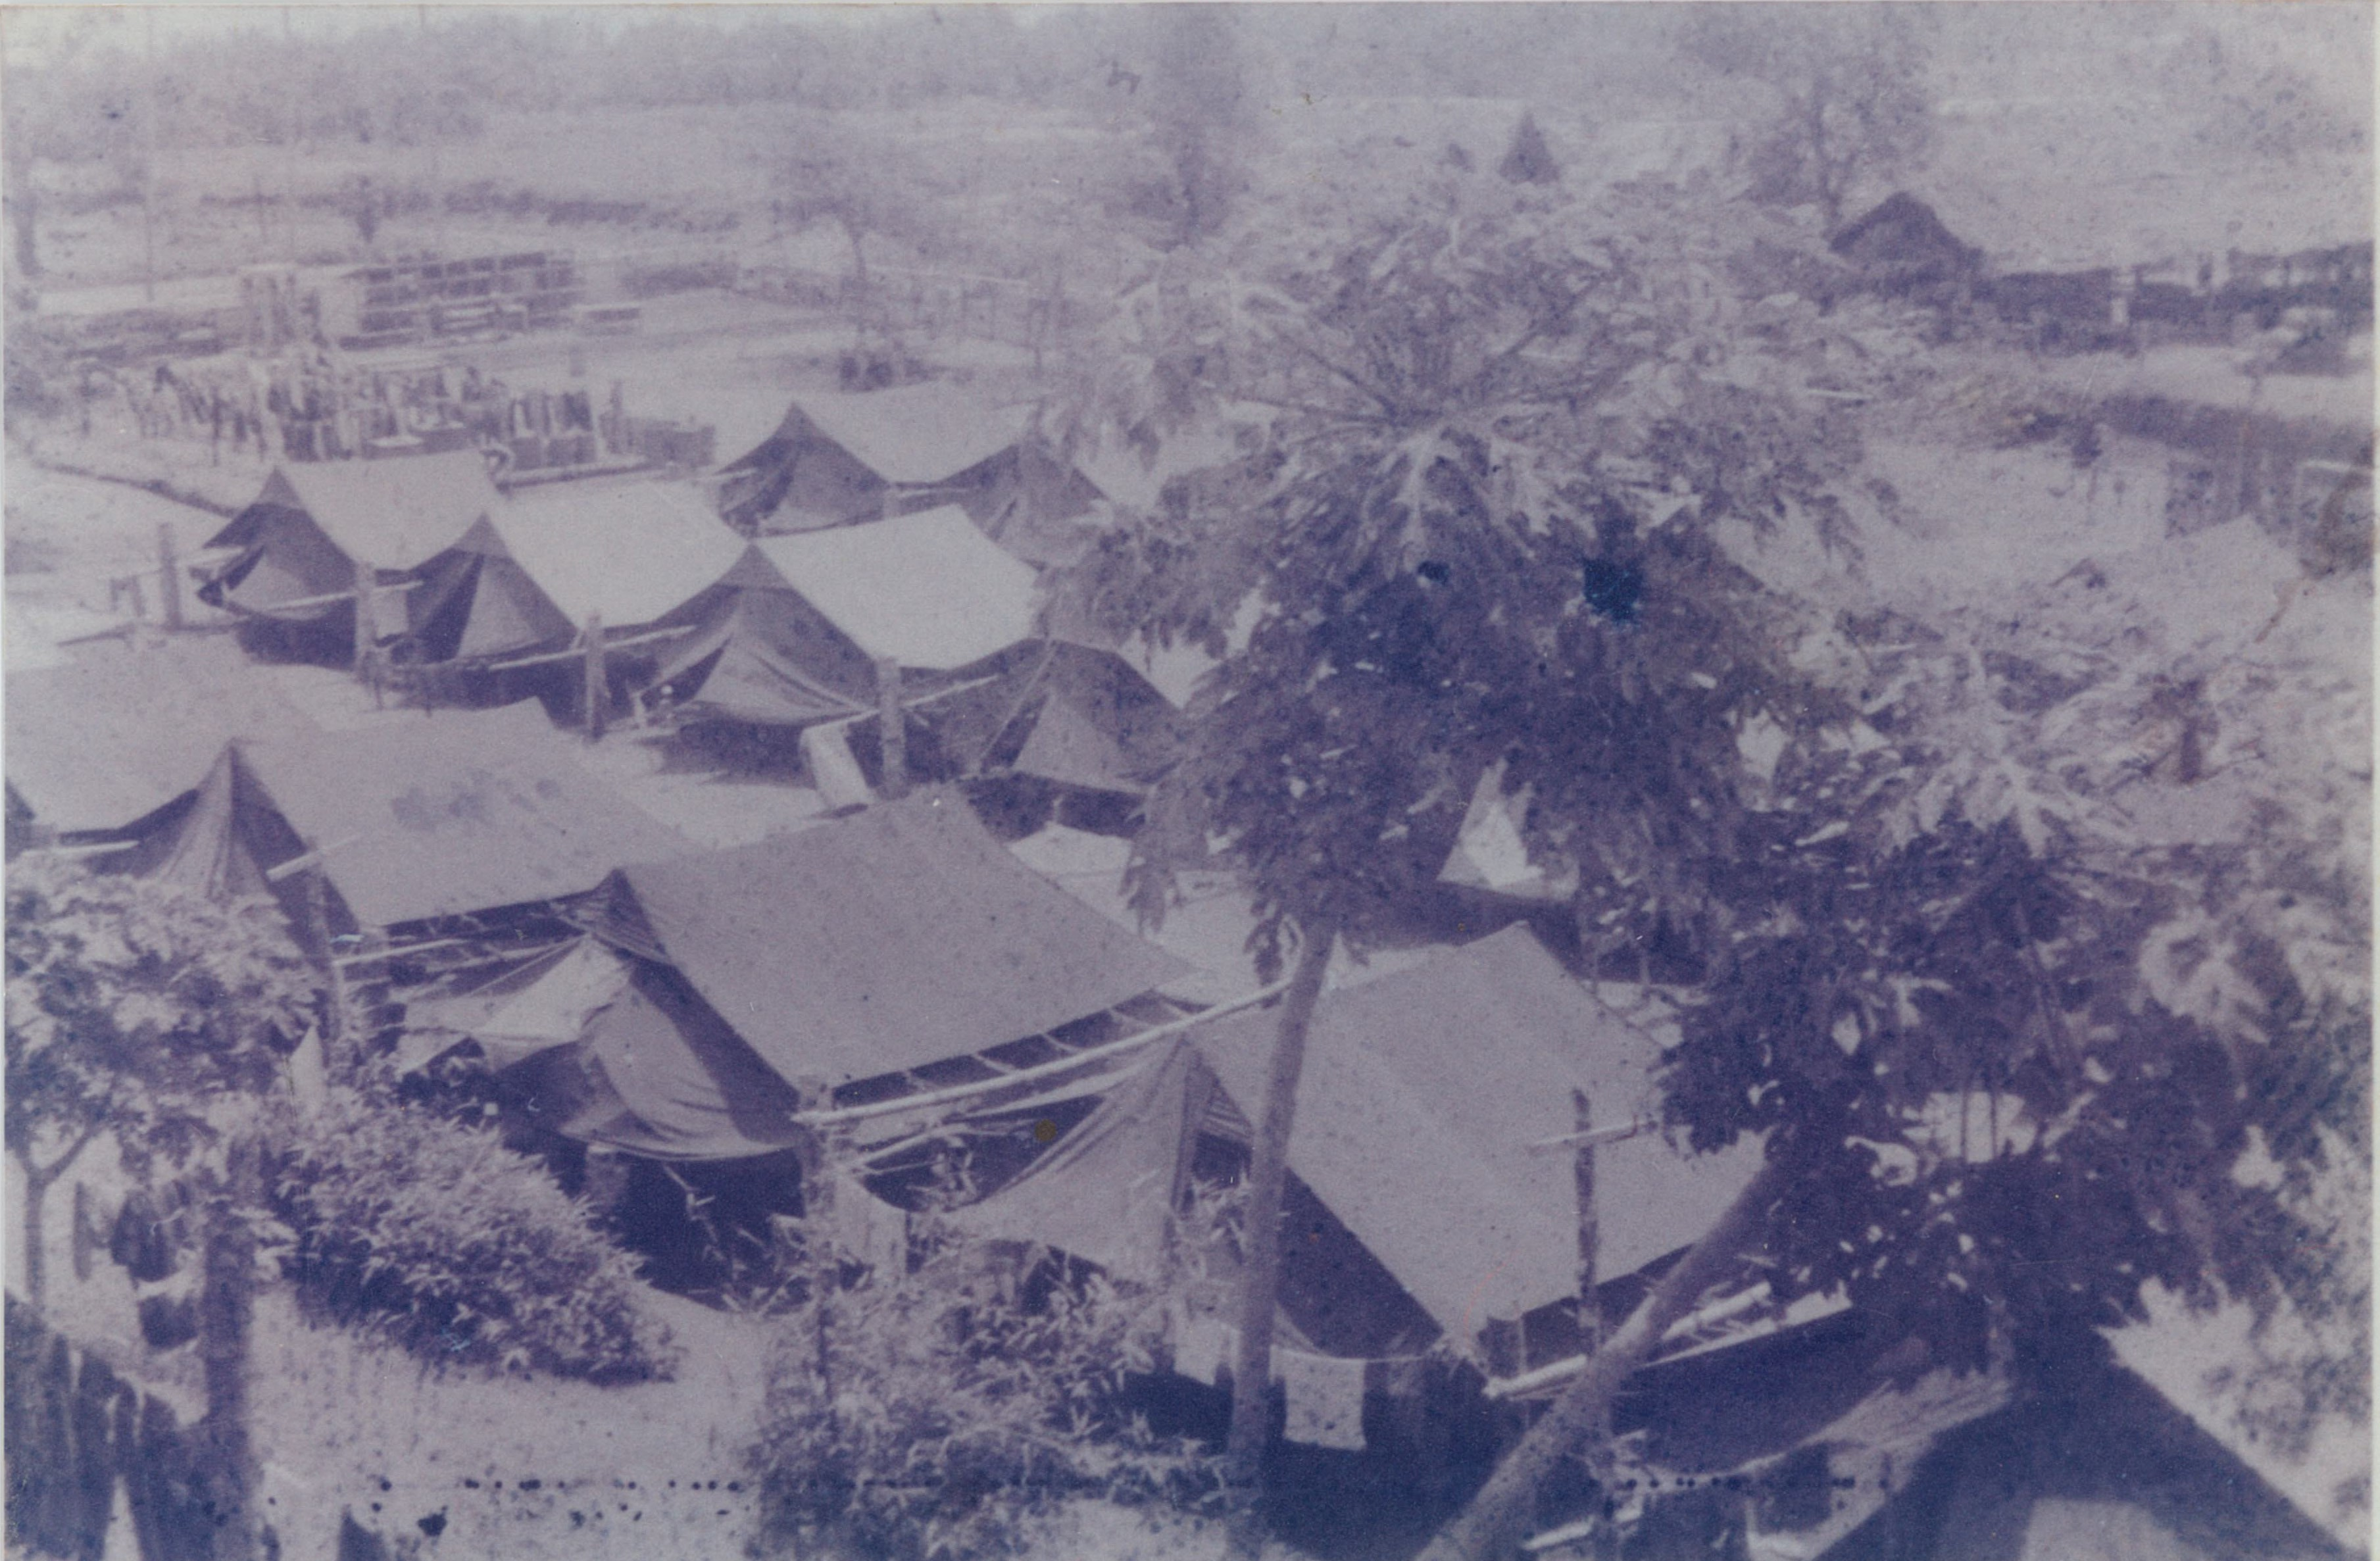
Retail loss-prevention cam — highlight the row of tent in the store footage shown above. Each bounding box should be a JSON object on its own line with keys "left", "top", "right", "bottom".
{"left": 192, "top": 449, "right": 1178, "bottom": 796}
{"left": 190, "top": 377, "right": 1215, "bottom": 799}
{"left": 16, "top": 378, "right": 2354, "bottom": 1560}
{"left": 9, "top": 675, "right": 2341, "bottom": 1561}
{"left": 197, "top": 375, "right": 1161, "bottom": 658}
{"left": 3, "top": 653, "right": 1748, "bottom": 1360}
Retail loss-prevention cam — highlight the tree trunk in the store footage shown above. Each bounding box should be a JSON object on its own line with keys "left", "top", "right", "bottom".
{"left": 15, "top": 1131, "right": 100, "bottom": 1312}
{"left": 20, "top": 1162, "right": 51, "bottom": 1310}
{"left": 197, "top": 1134, "right": 262, "bottom": 1560}
{"left": 1222, "top": 926, "right": 1335, "bottom": 1557}
{"left": 1412, "top": 1158, "right": 1785, "bottom": 1561}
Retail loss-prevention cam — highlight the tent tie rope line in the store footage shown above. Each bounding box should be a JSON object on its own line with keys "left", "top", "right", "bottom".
{"left": 789, "top": 974, "right": 1295, "bottom": 1131}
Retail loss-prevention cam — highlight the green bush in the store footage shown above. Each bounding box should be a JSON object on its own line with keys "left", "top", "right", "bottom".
{"left": 267, "top": 1095, "right": 677, "bottom": 1383}
{"left": 751, "top": 1220, "right": 1212, "bottom": 1561}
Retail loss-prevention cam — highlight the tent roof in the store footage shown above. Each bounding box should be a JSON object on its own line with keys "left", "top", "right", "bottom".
{"left": 772, "top": 382, "right": 1033, "bottom": 486}
{"left": 457, "top": 480, "right": 746, "bottom": 631}
{"left": 747, "top": 508, "right": 1041, "bottom": 672}
{"left": 1195, "top": 926, "right": 1764, "bottom": 1332}
{"left": 234, "top": 701, "right": 689, "bottom": 926}
{"left": 214, "top": 452, "right": 500, "bottom": 572}
{"left": 611, "top": 792, "right": 1189, "bottom": 1086}
{"left": 4, "top": 637, "right": 315, "bottom": 834}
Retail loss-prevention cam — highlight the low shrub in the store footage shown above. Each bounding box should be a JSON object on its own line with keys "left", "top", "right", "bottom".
{"left": 751, "top": 1220, "right": 1212, "bottom": 1561}
{"left": 267, "top": 1094, "right": 676, "bottom": 1383}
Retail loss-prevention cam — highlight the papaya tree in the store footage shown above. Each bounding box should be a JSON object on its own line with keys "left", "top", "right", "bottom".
{"left": 1418, "top": 449, "right": 2369, "bottom": 1558}
{"left": 1058, "top": 156, "right": 2368, "bottom": 1558}
{"left": 1052, "top": 168, "right": 1883, "bottom": 1548}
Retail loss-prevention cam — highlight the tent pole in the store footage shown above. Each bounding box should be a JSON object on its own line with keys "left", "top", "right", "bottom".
{"left": 305, "top": 862, "right": 353, "bottom": 1082}
{"left": 582, "top": 612, "right": 607, "bottom": 741}
{"left": 876, "top": 656, "right": 907, "bottom": 799}
{"left": 157, "top": 523, "right": 184, "bottom": 631}
{"left": 351, "top": 557, "right": 382, "bottom": 706}
{"left": 1574, "top": 1089, "right": 1599, "bottom": 1347}
{"left": 1573, "top": 1087, "right": 1616, "bottom": 1556}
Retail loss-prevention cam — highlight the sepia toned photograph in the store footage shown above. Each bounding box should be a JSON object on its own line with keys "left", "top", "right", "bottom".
{"left": 1, "top": 5, "right": 2369, "bottom": 1559}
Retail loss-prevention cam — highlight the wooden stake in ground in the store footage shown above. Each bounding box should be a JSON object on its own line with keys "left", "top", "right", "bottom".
{"left": 1412, "top": 1159, "right": 1784, "bottom": 1561}
{"left": 1223, "top": 926, "right": 1336, "bottom": 1558}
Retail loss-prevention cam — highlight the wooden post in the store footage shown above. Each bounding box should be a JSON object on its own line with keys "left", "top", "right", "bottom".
{"left": 197, "top": 1133, "right": 263, "bottom": 1561}
{"left": 875, "top": 655, "right": 907, "bottom": 799}
{"left": 305, "top": 862, "right": 348, "bottom": 1070}
{"left": 351, "top": 555, "right": 382, "bottom": 705}
{"left": 582, "top": 612, "right": 606, "bottom": 741}
{"left": 1574, "top": 1087, "right": 1614, "bottom": 1559}
{"left": 156, "top": 523, "right": 183, "bottom": 630}
{"left": 1574, "top": 1089, "right": 1599, "bottom": 1348}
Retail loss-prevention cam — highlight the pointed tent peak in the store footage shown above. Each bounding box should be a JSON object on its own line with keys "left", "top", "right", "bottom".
{"left": 482, "top": 480, "right": 747, "bottom": 632}
{"left": 4, "top": 635, "right": 316, "bottom": 835}
{"left": 1498, "top": 109, "right": 1562, "bottom": 185}
{"left": 750, "top": 506, "right": 1042, "bottom": 672}
{"left": 1439, "top": 758, "right": 1580, "bottom": 903}
{"left": 1829, "top": 190, "right": 1981, "bottom": 265}
{"left": 230, "top": 451, "right": 501, "bottom": 572}
{"left": 1011, "top": 690, "right": 1145, "bottom": 797}
{"left": 608, "top": 789, "right": 1191, "bottom": 1086}
{"left": 768, "top": 381, "right": 1037, "bottom": 487}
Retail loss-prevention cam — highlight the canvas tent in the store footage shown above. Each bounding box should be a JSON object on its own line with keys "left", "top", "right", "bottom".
{"left": 1192, "top": 926, "right": 1762, "bottom": 1334}
{"left": 714, "top": 380, "right": 1104, "bottom": 564}
{"left": 971, "top": 638, "right": 1184, "bottom": 799}
{"left": 198, "top": 453, "right": 501, "bottom": 656}
{"left": 5, "top": 637, "right": 315, "bottom": 843}
{"left": 418, "top": 478, "right": 747, "bottom": 665}
{"left": 115, "top": 700, "right": 687, "bottom": 937}
{"left": 1791, "top": 1345, "right": 2351, "bottom": 1561}
{"left": 652, "top": 506, "right": 1042, "bottom": 729}
{"left": 525, "top": 793, "right": 1188, "bottom": 1161}
{"left": 938, "top": 926, "right": 1764, "bottom": 1347}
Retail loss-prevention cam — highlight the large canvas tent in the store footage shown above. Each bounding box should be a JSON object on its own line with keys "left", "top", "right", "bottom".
{"left": 115, "top": 700, "right": 687, "bottom": 937}
{"left": 651, "top": 506, "right": 1042, "bottom": 729}
{"left": 5, "top": 637, "right": 315, "bottom": 844}
{"left": 938, "top": 926, "right": 1764, "bottom": 1350}
{"left": 197, "top": 452, "right": 500, "bottom": 657}
{"left": 418, "top": 478, "right": 747, "bottom": 665}
{"left": 1194, "top": 926, "right": 1764, "bottom": 1335}
{"left": 518, "top": 793, "right": 1187, "bottom": 1160}
{"left": 714, "top": 380, "right": 1104, "bottom": 564}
